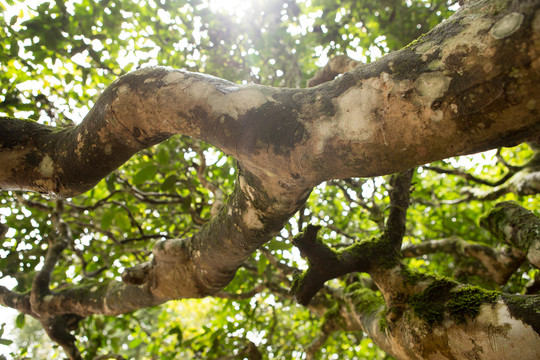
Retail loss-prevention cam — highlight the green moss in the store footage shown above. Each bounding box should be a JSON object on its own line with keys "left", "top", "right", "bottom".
{"left": 401, "top": 266, "right": 431, "bottom": 285}
{"left": 343, "top": 234, "right": 400, "bottom": 271}
{"left": 447, "top": 286, "right": 499, "bottom": 323}
{"left": 322, "top": 300, "right": 346, "bottom": 328}
{"left": 409, "top": 279, "right": 500, "bottom": 325}
{"left": 378, "top": 314, "right": 388, "bottom": 332}
{"left": 501, "top": 293, "right": 540, "bottom": 334}
{"left": 347, "top": 286, "right": 384, "bottom": 314}
{"left": 323, "top": 301, "right": 340, "bottom": 321}
{"left": 405, "top": 33, "right": 427, "bottom": 49}
{"left": 290, "top": 271, "right": 307, "bottom": 294}
{"left": 409, "top": 278, "right": 457, "bottom": 324}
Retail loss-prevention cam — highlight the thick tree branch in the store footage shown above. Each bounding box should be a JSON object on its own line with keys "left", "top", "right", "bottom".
{"left": 2, "top": 1, "right": 540, "bottom": 197}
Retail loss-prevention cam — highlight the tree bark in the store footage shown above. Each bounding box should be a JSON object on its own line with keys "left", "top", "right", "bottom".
{"left": 1, "top": 0, "right": 540, "bottom": 358}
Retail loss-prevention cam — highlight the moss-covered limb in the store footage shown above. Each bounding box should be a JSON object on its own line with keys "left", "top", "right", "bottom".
{"left": 501, "top": 293, "right": 540, "bottom": 334}
{"left": 291, "top": 225, "right": 359, "bottom": 305}
{"left": 480, "top": 201, "right": 540, "bottom": 267}
{"left": 409, "top": 278, "right": 499, "bottom": 325}
{"left": 292, "top": 225, "right": 338, "bottom": 268}
{"left": 291, "top": 226, "right": 401, "bottom": 305}
{"left": 385, "top": 169, "right": 415, "bottom": 251}
{"left": 345, "top": 283, "right": 386, "bottom": 315}
{"left": 402, "top": 236, "right": 525, "bottom": 285}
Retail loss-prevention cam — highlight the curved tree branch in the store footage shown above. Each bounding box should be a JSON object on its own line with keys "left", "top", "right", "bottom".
{"left": 2, "top": 1, "right": 540, "bottom": 197}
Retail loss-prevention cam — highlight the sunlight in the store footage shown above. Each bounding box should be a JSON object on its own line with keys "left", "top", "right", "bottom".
{"left": 207, "top": 0, "right": 254, "bottom": 18}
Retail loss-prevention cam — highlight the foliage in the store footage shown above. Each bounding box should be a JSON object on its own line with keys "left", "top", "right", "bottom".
{"left": 1, "top": 0, "right": 539, "bottom": 359}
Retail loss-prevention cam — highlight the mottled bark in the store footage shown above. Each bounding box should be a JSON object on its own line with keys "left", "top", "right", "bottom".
{"left": 338, "top": 266, "right": 540, "bottom": 360}
{"left": 2, "top": 2, "right": 540, "bottom": 197}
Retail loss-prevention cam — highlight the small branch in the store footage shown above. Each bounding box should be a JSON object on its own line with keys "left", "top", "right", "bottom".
{"left": 291, "top": 225, "right": 399, "bottom": 305}
{"left": 424, "top": 165, "right": 516, "bottom": 187}
{"left": 385, "top": 169, "right": 414, "bottom": 250}
{"left": 307, "top": 55, "right": 361, "bottom": 87}
{"left": 31, "top": 211, "right": 70, "bottom": 313}
{"left": 290, "top": 168, "right": 414, "bottom": 305}
{"left": 110, "top": 200, "right": 145, "bottom": 236}
{"left": 41, "top": 315, "right": 83, "bottom": 360}
{"left": 402, "top": 237, "right": 525, "bottom": 285}
{"left": 480, "top": 201, "right": 540, "bottom": 268}
{"left": 93, "top": 354, "right": 126, "bottom": 360}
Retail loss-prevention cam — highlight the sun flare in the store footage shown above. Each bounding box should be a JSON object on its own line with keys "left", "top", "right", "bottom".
{"left": 207, "top": 0, "right": 254, "bottom": 17}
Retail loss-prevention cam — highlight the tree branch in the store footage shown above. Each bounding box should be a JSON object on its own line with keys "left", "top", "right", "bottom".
{"left": 0, "top": 0, "right": 539, "bottom": 330}
{"left": 385, "top": 169, "right": 414, "bottom": 251}
{"left": 2, "top": 1, "right": 540, "bottom": 196}
{"left": 402, "top": 237, "right": 525, "bottom": 285}
{"left": 480, "top": 201, "right": 540, "bottom": 268}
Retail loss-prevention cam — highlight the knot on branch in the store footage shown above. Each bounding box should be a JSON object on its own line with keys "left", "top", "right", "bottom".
{"left": 122, "top": 261, "right": 153, "bottom": 285}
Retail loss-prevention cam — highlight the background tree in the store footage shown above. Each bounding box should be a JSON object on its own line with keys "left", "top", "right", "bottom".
{"left": 0, "top": 0, "right": 539, "bottom": 359}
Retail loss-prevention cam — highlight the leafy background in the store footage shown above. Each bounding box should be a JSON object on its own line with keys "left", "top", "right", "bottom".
{"left": 1, "top": 0, "right": 538, "bottom": 359}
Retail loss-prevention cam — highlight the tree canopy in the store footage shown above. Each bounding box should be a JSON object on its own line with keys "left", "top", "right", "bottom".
{"left": 1, "top": 0, "right": 539, "bottom": 359}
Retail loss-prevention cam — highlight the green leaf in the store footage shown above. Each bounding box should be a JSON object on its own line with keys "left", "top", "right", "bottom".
{"left": 106, "top": 173, "right": 117, "bottom": 193}
{"left": 132, "top": 164, "right": 158, "bottom": 185}
{"left": 257, "top": 254, "right": 268, "bottom": 275}
{"left": 115, "top": 212, "right": 131, "bottom": 232}
{"left": 267, "top": 239, "right": 290, "bottom": 251}
{"left": 161, "top": 175, "right": 178, "bottom": 191}
{"left": 129, "top": 337, "right": 143, "bottom": 349}
{"left": 156, "top": 147, "right": 170, "bottom": 166}
{"left": 0, "top": 339, "right": 13, "bottom": 346}
{"left": 101, "top": 209, "right": 114, "bottom": 230}
{"left": 15, "top": 314, "right": 25, "bottom": 329}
